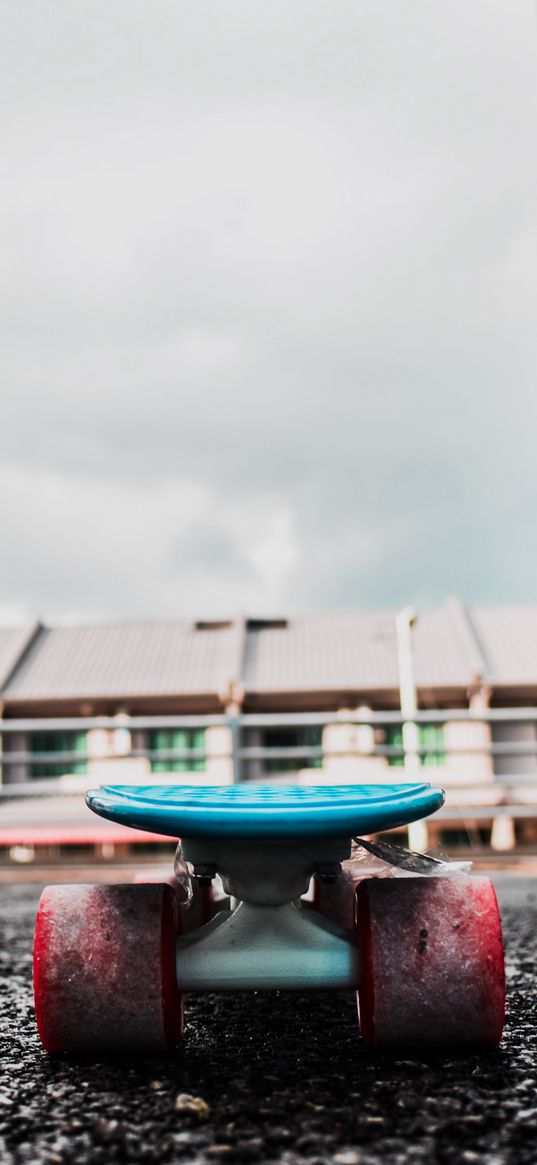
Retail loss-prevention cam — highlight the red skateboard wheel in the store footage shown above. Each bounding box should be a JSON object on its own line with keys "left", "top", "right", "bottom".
{"left": 355, "top": 875, "right": 505, "bottom": 1049}
{"left": 34, "top": 883, "right": 182, "bottom": 1054}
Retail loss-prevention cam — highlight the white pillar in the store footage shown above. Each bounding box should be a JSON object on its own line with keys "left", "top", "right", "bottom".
{"left": 408, "top": 819, "right": 429, "bottom": 851}
{"left": 322, "top": 708, "right": 377, "bottom": 782}
{"left": 205, "top": 726, "right": 234, "bottom": 785}
{"left": 396, "top": 608, "right": 430, "bottom": 852}
{"left": 491, "top": 814, "right": 515, "bottom": 852}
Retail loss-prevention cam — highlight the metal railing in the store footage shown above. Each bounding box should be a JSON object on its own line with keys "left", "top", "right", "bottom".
{"left": 0, "top": 709, "right": 536, "bottom": 791}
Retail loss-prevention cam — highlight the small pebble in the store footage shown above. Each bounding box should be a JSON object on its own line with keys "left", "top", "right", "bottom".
{"left": 174, "top": 1093, "right": 210, "bottom": 1119}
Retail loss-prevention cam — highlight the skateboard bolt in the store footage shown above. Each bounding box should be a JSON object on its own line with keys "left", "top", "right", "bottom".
{"left": 316, "top": 863, "right": 342, "bottom": 885}
{"left": 193, "top": 865, "right": 216, "bottom": 887}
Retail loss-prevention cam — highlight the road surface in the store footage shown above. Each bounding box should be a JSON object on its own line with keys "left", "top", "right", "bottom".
{"left": 0, "top": 875, "right": 536, "bottom": 1165}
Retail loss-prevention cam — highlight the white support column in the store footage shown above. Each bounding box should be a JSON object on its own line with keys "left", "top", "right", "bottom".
{"left": 87, "top": 713, "right": 148, "bottom": 784}
{"left": 491, "top": 814, "right": 515, "bottom": 852}
{"left": 322, "top": 714, "right": 355, "bottom": 781}
{"left": 205, "top": 725, "right": 234, "bottom": 785}
{"left": 443, "top": 684, "right": 493, "bottom": 786}
{"left": 322, "top": 707, "right": 379, "bottom": 782}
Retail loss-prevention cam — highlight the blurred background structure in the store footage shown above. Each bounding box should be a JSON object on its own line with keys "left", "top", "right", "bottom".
{"left": 1, "top": 597, "right": 537, "bottom": 871}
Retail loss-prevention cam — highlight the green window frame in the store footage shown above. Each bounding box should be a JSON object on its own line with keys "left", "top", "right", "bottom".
{"left": 262, "top": 726, "right": 323, "bottom": 774}
{"left": 148, "top": 729, "right": 206, "bottom": 773}
{"left": 385, "top": 724, "right": 445, "bottom": 767}
{"left": 419, "top": 723, "right": 446, "bottom": 766}
{"left": 385, "top": 725, "right": 404, "bottom": 767}
{"left": 30, "top": 731, "right": 88, "bottom": 779}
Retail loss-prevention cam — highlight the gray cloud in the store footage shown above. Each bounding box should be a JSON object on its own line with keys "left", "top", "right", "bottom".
{"left": 1, "top": 0, "right": 536, "bottom": 621}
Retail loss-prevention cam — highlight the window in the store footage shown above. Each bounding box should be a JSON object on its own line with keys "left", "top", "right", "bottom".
{"left": 148, "top": 729, "right": 206, "bottom": 773}
{"left": 30, "top": 732, "right": 88, "bottom": 778}
{"left": 419, "top": 724, "right": 446, "bottom": 766}
{"left": 262, "top": 726, "right": 322, "bottom": 774}
{"left": 385, "top": 724, "right": 445, "bottom": 767}
{"left": 385, "top": 725, "right": 404, "bottom": 767}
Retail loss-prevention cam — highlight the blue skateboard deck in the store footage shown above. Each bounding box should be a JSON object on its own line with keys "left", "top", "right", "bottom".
{"left": 86, "top": 783, "right": 445, "bottom": 841}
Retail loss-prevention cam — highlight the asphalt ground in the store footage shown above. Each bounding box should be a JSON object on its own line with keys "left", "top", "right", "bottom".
{"left": 0, "top": 875, "right": 536, "bottom": 1165}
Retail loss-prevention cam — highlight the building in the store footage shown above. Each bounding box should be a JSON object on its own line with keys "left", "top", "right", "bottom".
{"left": 1, "top": 597, "right": 537, "bottom": 861}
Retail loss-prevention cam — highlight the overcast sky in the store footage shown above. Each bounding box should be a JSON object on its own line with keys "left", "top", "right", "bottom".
{"left": 1, "top": 1, "right": 537, "bottom": 624}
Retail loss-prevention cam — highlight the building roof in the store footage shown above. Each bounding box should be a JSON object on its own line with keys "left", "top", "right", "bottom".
{"left": 3, "top": 619, "right": 242, "bottom": 702}
{"left": 0, "top": 600, "right": 536, "bottom": 706}
{"left": 243, "top": 599, "right": 485, "bottom": 694}
{"left": 469, "top": 604, "right": 537, "bottom": 687}
{"left": 0, "top": 623, "right": 40, "bottom": 690}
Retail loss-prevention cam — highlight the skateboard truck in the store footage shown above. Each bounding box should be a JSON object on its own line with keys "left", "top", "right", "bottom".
{"left": 177, "top": 899, "right": 358, "bottom": 993}
{"left": 179, "top": 834, "right": 351, "bottom": 905}
{"left": 175, "top": 835, "right": 358, "bottom": 993}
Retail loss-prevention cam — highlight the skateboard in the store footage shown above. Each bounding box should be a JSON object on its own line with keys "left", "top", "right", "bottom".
{"left": 33, "top": 783, "right": 505, "bottom": 1055}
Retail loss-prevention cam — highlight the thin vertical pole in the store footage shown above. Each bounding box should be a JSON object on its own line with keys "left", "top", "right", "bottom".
{"left": 396, "top": 608, "right": 428, "bottom": 850}
{"left": 230, "top": 714, "right": 242, "bottom": 784}
{"left": 395, "top": 607, "right": 420, "bottom": 776}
